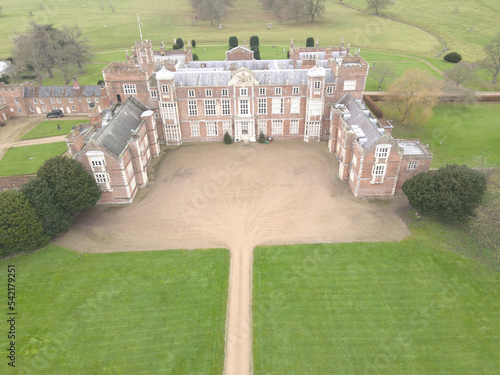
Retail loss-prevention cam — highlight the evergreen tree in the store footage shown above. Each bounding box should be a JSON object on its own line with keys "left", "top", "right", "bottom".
{"left": 306, "top": 37, "right": 314, "bottom": 47}
{"left": 176, "top": 37, "right": 184, "bottom": 49}
{"left": 250, "top": 35, "right": 260, "bottom": 48}
{"left": 229, "top": 36, "right": 238, "bottom": 49}
{"left": 224, "top": 131, "right": 233, "bottom": 144}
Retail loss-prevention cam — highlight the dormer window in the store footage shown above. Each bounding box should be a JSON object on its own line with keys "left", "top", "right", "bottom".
{"left": 188, "top": 89, "right": 195, "bottom": 98}
{"left": 206, "top": 89, "right": 212, "bottom": 97}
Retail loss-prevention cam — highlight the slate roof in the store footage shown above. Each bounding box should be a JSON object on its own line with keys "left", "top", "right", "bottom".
{"left": 23, "top": 85, "right": 102, "bottom": 98}
{"left": 91, "top": 96, "right": 150, "bottom": 157}
{"left": 337, "top": 94, "right": 382, "bottom": 150}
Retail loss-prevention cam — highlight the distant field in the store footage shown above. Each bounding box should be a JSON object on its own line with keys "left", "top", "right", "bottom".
{"left": 0, "top": 246, "right": 229, "bottom": 374}
{"left": 21, "top": 119, "right": 89, "bottom": 139}
{"left": 383, "top": 103, "right": 500, "bottom": 168}
{"left": 0, "top": 142, "right": 67, "bottom": 176}
{"left": 253, "top": 239, "right": 500, "bottom": 374}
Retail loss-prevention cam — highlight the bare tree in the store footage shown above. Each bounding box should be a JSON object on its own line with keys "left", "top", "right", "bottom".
{"left": 62, "top": 25, "right": 92, "bottom": 74}
{"left": 369, "top": 63, "right": 394, "bottom": 90}
{"left": 477, "top": 33, "right": 500, "bottom": 84}
{"left": 444, "top": 61, "right": 475, "bottom": 87}
{"left": 190, "top": 0, "right": 233, "bottom": 26}
{"left": 365, "top": 0, "right": 394, "bottom": 15}
{"left": 305, "top": 0, "right": 327, "bottom": 22}
{"left": 272, "top": 0, "right": 287, "bottom": 22}
{"left": 388, "top": 68, "right": 443, "bottom": 125}
{"left": 287, "top": 0, "right": 305, "bottom": 23}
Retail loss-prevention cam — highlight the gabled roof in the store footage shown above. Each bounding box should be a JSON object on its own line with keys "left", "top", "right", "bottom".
{"left": 91, "top": 96, "right": 150, "bottom": 157}
{"left": 225, "top": 46, "right": 254, "bottom": 55}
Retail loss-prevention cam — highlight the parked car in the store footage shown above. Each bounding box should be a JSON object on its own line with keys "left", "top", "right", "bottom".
{"left": 47, "top": 110, "right": 64, "bottom": 118}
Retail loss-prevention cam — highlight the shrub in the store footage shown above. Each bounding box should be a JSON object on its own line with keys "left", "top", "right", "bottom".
{"left": 172, "top": 44, "right": 180, "bottom": 50}
{"left": 252, "top": 46, "right": 261, "bottom": 60}
{"left": 229, "top": 36, "right": 238, "bottom": 49}
{"left": 444, "top": 52, "right": 462, "bottom": 63}
{"left": 97, "top": 79, "right": 105, "bottom": 85}
{"left": 258, "top": 132, "right": 266, "bottom": 143}
{"left": 193, "top": 53, "right": 199, "bottom": 61}
{"left": 0, "top": 190, "right": 49, "bottom": 256}
{"left": 402, "top": 164, "right": 487, "bottom": 223}
{"left": 176, "top": 38, "right": 184, "bottom": 49}
{"left": 306, "top": 37, "right": 314, "bottom": 47}
{"left": 191, "top": 39, "right": 196, "bottom": 48}
{"left": 224, "top": 131, "right": 233, "bottom": 144}
{"left": 250, "top": 35, "right": 259, "bottom": 48}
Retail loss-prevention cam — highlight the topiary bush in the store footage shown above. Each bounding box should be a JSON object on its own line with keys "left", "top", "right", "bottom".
{"left": 193, "top": 53, "right": 199, "bottom": 61}
{"left": 258, "top": 132, "right": 266, "bottom": 143}
{"left": 252, "top": 46, "right": 261, "bottom": 60}
{"left": 250, "top": 35, "right": 259, "bottom": 48}
{"left": 172, "top": 44, "right": 180, "bottom": 50}
{"left": 444, "top": 52, "right": 462, "bottom": 63}
{"left": 191, "top": 39, "right": 196, "bottom": 48}
{"left": 306, "top": 37, "right": 314, "bottom": 47}
{"left": 224, "top": 131, "right": 233, "bottom": 144}
{"left": 176, "top": 38, "right": 184, "bottom": 49}
{"left": 229, "top": 36, "right": 238, "bottom": 49}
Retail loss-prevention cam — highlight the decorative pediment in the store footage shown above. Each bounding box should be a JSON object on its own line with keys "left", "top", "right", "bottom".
{"left": 228, "top": 67, "right": 259, "bottom": 86}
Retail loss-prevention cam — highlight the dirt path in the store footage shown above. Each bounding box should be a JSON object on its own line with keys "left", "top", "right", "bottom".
{"left": 54, "top": 141, "right": 411, "bottom": 375}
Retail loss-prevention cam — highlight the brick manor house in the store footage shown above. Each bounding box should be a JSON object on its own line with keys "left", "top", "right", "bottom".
{"left": 2, "top": 38, "right": 432, "bottom": 202}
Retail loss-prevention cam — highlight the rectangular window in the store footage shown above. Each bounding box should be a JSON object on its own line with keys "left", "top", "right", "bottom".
{"left": 14, "top": 98, "right": 19, "bottom": 104}
{"left": 42, "top": 106, "right": 46, "bottom": 112}
{"left": 89, "top": 155, "right": 105, "bottom": 167}
{"left": 222, "top": 99, "right": 231, "bottom": 115}
{"left": 222, "top": 89, "right": 228, "bottom": 97}
{"left": 290, "top": 119, "right": 299, "bottom": 134}
{"left": 259, "top": 87, "right": 266, "bottom": 95}
{"left": 291, "top": 97, "right": 300, "bottom": 114}
{"left": 30, "top": 107, "right": 35, "bottom": 112}
{"left": 408, "top": 160, "right": 418, "bottom": 170}
{"left": 205, "top": 89, "right": 212, "bottom": 97}
{"left": 86, "top": 98, "right": 91, "bottom": 103}
{"left": 343, "top": 80, "right": 356, "bottom": 91}
{"left": 305, "top": 121, "right": 321, "bottom": 137}
{"left": 314, "top": 81, "right": 321, "bottom": 90}
{"left": 204, "top": 100, "right": 216, "bottom": 116}
{"left": 161, "top": 85, "right": 169, "bottom": 93}
{"left": 71, "top": 106, "right": 76, "bottom": 111}
{"left": 272, "top": 120, "right": 283, "bottom": 135}
{"left": 258, "top": 120, "right": 267, "bottom": 135}
{"left": 33, "top": 99, "right": 38, "bottom": 104}
{"left": 95, "top": 98, "right": 99, "bottom": 103}
{"left": 188, "top": 100, "right": 198, "bottom": 116}
{"left": 275, "top": 87, "right": 282, "bottom": 95}
{"left": 258, "top": 98, "right": 267, "bottom": 114}
{"left": 160, "top": 102, "right": 178, "bottom": 121}
{"left": 50, "top": 98, "right": 55, "bottom": 104}
{"left": 17, "top": 108, "right": 23, "bottom": 114}
{"left": 292, "top": 87, "right": 299, "bottom": 95}
{"left": 223, "top": 121, "right": 232, "bottom": 135}
{"left": 150, "top": 90, "right": 158, "bottom": 98}
{"left": 308, "top": 99, "right": 322, "bottom": 116}
{"left": 206, "top": 121, "right": 218, "bottom": 136}
{"left": 372, "top": 164, "right": 386, "bottom": 176}
{"left": 326, "top": 86, "right": 333, "bottom": 94}
{"left": 240, "top": 121, "right": 249, "bottom": 134}
{"left": 39, "top": 99, "right": 44, "bottom": 104}
{"left": 188, "top": 89, "right": 195, "bottom": 98}
{"left": 69, "top": 98, "right": 73, "bottom": 104}
{"left": 57, "top": 98, "right": 62, "bottom": 104}
{"left": 190, "top": 122, "right": 200, "bottom": 137}
{"left": 272, "top": 98, "right": 284, "bottom": 114}
{"left": 375, "top": 146, "right": 390, "bottom": 159}
{"left": 239, "top": 99, "right": 249, "bottom": 115}
{"left": 123, "top": 84, "right": 137, "bottom": 94}
{"left": 94, "top": 173, "right": 110, "bottom": 183}
{"left": 240, "top": 88, "right": 248, "bottom": 96}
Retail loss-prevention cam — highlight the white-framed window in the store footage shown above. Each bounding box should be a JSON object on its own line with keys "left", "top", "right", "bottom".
{"left": 239, "top": 99, "right": 249, "bottom": 115}
{"left": 17, "top": 108, "right": 23, "bottom": 114}
{"left": 308, "top": 99, "right": 323, "bottom": 116}
{"left": 150, "top": 90, "right": 158, "bottom": 98}
{"left": 155, "top": 113, "right": 159, "bottom": 119}
{"left": 314, "top": 81, "right": 321, "bottom": 90}
{"left": 372, "top": 164, "right": 386, "bottom": 178}
{"left": 272, "top": 98, "right": 283, "bottom": 114}
{"left": 326, "top": 86, "right": 333, "bottom": 95}
{"left": 223, "top": 121, "right": 232, "bottom": 135}
{"left": 50, "top": 98, "right": 55, "bottom": 104}
{"left": 95, "top": 98, "right": 99, "bottom": 103}
{"left": 222, "top": 89, "right": 228, "bottom": 97}
{"left": 258, "top": 98, "right": 267, "bottom": 114}
{"left": 71, "top": 106, "right": 76, "bottom": 111}
{"left": 39, "top": 99, "right": 44, "bottom": 104}
{"left": 240, "top": 88, "right": 248, "bottom": 96}
{"left": 42, "top": 106, "right": 46, "bottom": 112}
{"left": 222, "top": 99, "right": 231, "bottom": 115}
{"left": 30, "top": 107, "right": 35, "bottom": 112}
{"left": 408, "top": 160, "right": 418, "bottom": 170}
{"left": 56, "top": 98, "right": 61, "bottom": 104}
{"left": 33, "top": 99, "right": 38, "bottom": 104}
{"left": 259, "top": 87, "right": 266, "bottom": 95}
{"left": 94, "top": 173, "right": 110, "bottom": 183}
{"left": 275, "top": 87, "right": 282, "bottom": 95}
{"left": 292, "top": 87, "right": 299, "bottom": 95}
{"left": 160, "top": 102, "right": 178, "bottom": 121}
{"left": 352, "top": 154, "right": 357, "bottom": 167}
{"left": 290, "top": 119, "right": 299, "bottom": 134}
{"left": 14, "top": 98, "right": 19, "bottom": 104}
{"left": 206, "top": 121, "right": 218, "bottom": 136}
{"left": 188, "top": 100, "right": 198, "bottom": 116}
{"left": 161, "top": 85, "right": 169, "bottom": 94}
{"left": 89, "top": 154, "right": 106, "bottom": 167}
{"left": 204, "top": 99, "right": 216, "bottom": 116}
{"left": 291, "top": 97, "right": 300, "bottom": 114}
{"left": 258, "top": 120, "right": 267, "bottom": 135}
{"left": 86, "top": 98, "right": 91, "bottom": 103}
{"left": 190, "top": 122, "right": 200, "bottom": 137}
{"left": 240, "top": 121, "right": 249, "bottom": 134}
{"left": 205, "top": 89, "right": 212, "bottom": 97}
{"left": 272, "top": 120, "right": 283, "bottom": 135}
{"left": 123, "top": 84, "right": 137, "bottom": 94}
{"left": 188, "top": 89, "right": 195, "bottom": 98}
{"left": 375, "top": 145, "right": 390, "bottom": 159}
{"left": 69, "top": 98, "right": 73, "bottom": 103}
{"left": 343, "top": 80, "right": 356, "bottom": 91}
{"left": 305, "top": 121, "right": 321, "bottom": 137}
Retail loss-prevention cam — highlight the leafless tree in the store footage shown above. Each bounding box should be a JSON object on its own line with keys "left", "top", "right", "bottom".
{"left": 287, "top": 0, "right": 305, "bottom": 23}
{"left": 62, "top": 25, "right": 93, "bottom": 74}
{"left": 444, "top": 61, "right": 475, "bottom": 87}
{"left": 190, "top": 0, "right": 233, "bottom": 26}
{"left": 365, "top": 0, "right": 394, "bottom": 15}
{"left": 305, "top": 0, "right": 327, "bottom": 22}
{"left": 477, "top": 33, "right": 500, "bottom": 84}
{"left": 369, "top": 63, "right": 394, "bottom": 90}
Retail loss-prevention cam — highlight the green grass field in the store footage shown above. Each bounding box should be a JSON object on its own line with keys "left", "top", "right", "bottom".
{"left": 382, "top": 103, "right": 500, "bottom": 168}
{"left": 21, "top": 120, "right": 89, "bottom": 140}
{"left": 0, "top": 246, "right": 229, "bottom": 374}
{"left": 253, "top": 234, "right": 500, "bottom": 374}
{"left": 0, "top": 142, "right": 68, "bottom": 176}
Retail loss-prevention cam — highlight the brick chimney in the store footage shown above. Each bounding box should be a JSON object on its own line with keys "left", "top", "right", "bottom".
{"left": 89, "top": 103, "right": 102, "bottom": 128}
{"left": 73, "top": 78, "right": 79, "bottom": 90}
{"left": 66, "top": 126, "right": 85, "bottom": 156}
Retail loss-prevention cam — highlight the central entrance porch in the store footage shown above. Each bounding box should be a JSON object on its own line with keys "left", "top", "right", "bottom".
{"left": 234, "top": 119, "right": 256, "bottom": 142}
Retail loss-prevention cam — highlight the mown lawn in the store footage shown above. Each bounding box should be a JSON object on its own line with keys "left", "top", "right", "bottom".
{"left": 0, "top": 246, "right": 229, "bottom": 374}
{"left": 383, "top": 103, "right": 500, "bottom": 168}
{"left": 253, "top": 231, "right": 500, "bottom": 374}
{"left": 0, "top": 143, "right": 68, "bottom": 176}
{"left": 21, "top": 120, "right": 89, "bottom": 140}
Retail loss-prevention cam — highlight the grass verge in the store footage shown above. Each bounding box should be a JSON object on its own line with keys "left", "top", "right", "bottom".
{"left": 0, "top": 143, "right": 68, "bottom": 176}
{"left": 21, "top": 120, "right": 89, "bottom": 140}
